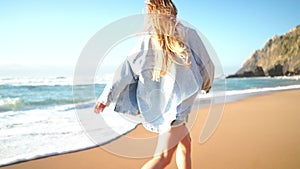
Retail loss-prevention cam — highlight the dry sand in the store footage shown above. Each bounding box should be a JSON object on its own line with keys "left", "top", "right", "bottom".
{"left": 2, "top": 90, "right": 300, "bottom": 169}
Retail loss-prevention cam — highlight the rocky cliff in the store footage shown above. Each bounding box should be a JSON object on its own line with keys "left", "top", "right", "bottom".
{"left": 227, "top": 25, "right": 300, "bottom": 78}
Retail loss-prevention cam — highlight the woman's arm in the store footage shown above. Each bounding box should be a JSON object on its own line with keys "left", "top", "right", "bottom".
{"left": 94, "top": 36, "right": 148, "bottom": 114}
{"left": 188, "top": 28, "right": 215, "bottom": 93}
{"left": 96, "top": 59, "right": 138, "bottom": 108}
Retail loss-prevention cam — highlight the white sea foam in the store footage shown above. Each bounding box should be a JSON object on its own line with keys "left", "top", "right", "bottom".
{"left": 0, "top": 103, "right": 137, "bottom": 166}
{"left": 0, "top": 77, "right": 74, "bottom": 86}
{"left": 0, "top": 105, "right": 91, "bottom": 166}
{"left": 0, "top": 76, "right": 109, "bottom": 87}
{"left": 0, "top": 98, "right": 21, "bottom": 107}
{"left": 273, "top": 75, "right": 300, "bottom": 80}
{"left": 197, "top": 84, "right": 300, "bottom": 99}
{"left": 225, "top": 84, "right": 300, "bottom": 96}
{"left": 0, "top": 98, "right": 23, "bottom": 112}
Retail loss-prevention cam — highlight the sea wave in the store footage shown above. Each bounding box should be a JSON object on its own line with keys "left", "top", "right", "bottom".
{"left": 0, "top": 98, "right": 24, "bottom": 112}
{"left": 198, "top": 84, "right": 300, "bottom": 99}
{"left": 226, "top": 84, "right": 300, "bottom": 96}
{"left": 273, "top": 75, "right": 300, "bottom": 80}
{"left": 0, "top": 97, "right": 94, "bottom": 113}
{"left": 0, "top": 103, "right": 137, "bottom": 167}
{"left": 0, "top": 77, "right": 106, "bottom": 86}
{"left": 0, "top": 77, "right": 73, "bottom": 86}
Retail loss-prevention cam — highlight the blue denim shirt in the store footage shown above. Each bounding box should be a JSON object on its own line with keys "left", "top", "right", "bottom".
{"left": 98, "top": 26, "right": 214, "bottom": 133}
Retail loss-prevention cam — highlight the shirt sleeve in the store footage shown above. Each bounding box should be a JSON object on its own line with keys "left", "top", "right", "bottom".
{"left": 97, "top": 36, "right": 148, "bottom": 106}
{"left": 188, "top": 28, "right": 215, "bottom": 93}
{"left": 98, "top": 59, "right": 137, "bottom": 106}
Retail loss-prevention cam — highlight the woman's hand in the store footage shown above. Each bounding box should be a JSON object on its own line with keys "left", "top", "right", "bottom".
{"left": 94, "top": 101, "right": 106, "bottom": 114}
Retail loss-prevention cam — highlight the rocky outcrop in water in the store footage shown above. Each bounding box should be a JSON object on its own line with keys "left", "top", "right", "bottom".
{"left": 227, "top": 25, "right": 300, "bottom": 78}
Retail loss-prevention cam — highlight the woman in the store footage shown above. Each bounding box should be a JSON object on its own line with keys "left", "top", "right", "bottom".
{"left": 94, "top": 0, "right": 214, "bottom": 168}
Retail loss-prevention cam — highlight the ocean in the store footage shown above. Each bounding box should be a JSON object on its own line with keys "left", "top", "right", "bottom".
{"left": 1, "top": 76, "right": 300, "bottom": 166}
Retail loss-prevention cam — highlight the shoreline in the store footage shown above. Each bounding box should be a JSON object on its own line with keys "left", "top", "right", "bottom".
{"left": 2, "top": 89, "right": 300, "bottom": 169}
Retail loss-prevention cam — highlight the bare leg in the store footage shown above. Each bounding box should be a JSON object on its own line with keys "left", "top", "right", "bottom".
{"left": 176, "top": 133, "right": 192, "bottom": 169}
{"left": 141, "top": 144, "right": 177, "bottom": 169}
{"left": 142, "top": 124, "right": 190, "bottom": 169}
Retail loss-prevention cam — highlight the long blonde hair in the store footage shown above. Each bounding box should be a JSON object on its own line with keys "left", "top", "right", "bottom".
{"left": 146, "top": 0, "right": 191, "bottom": 81}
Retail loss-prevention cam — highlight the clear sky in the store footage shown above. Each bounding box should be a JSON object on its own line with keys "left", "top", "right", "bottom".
{"left": 1, "top": 0, "right": 300, "bottom": 77}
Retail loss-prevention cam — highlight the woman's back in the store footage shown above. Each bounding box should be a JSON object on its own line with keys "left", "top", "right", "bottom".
{"left": 119, "top": 24, "right": 212, "bottom": 132}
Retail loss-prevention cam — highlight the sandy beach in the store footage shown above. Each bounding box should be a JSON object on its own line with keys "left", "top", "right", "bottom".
{"left": 2, "top": 90, "right": 300, "bottom": 169}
